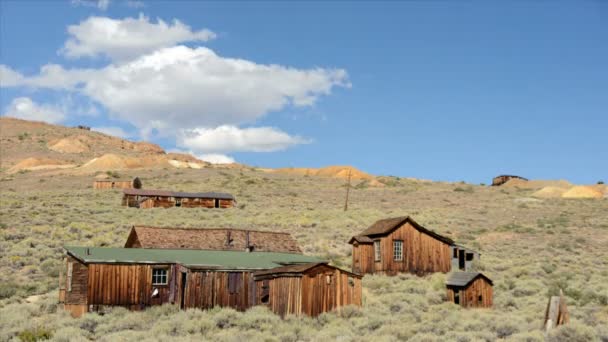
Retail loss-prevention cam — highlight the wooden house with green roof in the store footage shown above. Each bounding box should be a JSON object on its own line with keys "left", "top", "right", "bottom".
{"left": 60, "top": 246, "right": 361, "bottom": 317}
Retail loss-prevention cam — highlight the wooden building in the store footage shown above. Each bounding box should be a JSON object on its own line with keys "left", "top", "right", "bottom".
{"left": 93, "top": 177, "right": 141, "bottom": 190}
{"left": 122, "top": 189, "right": 235, "bottom": 209}
{"left": 349, "top": 216, "right": 478, "bottom": 275}
{"left": 59, "top": 246, "right": 360, "bottom": 318}
{"left": 445, "top": 272, "right": 493, "bottom": 308}
{"left": 492, "top": 175, "right": 528, "bottom": 186}
{"left": 125, "top": 226, "right": 302, "bottom": 253}
{"left": 253, "top": 263, "right": 362, "bottom": 317}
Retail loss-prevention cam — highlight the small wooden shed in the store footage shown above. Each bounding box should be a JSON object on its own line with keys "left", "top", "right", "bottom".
{"left": 124, "top": 226, "right": 302, "bottom": 253}
{"left": 122, "top": 189, "right": 235, "bottom": 209}
{"left": 59, "top": 246, "right": 360, "bottom": 318}
{"left": 253, "top": 263, "right": 362, "bottom": 317}
{"left": 492, "top": 175, "right": 528, "bottom": 186}
{"left": 348, "top": 216, "right": 478, "bottom": 275}
{"left": 93, "top": 177, "right": 141, "bottom": 190}
{"left": 445, "top": 272, "right": 493, "bottom": 308}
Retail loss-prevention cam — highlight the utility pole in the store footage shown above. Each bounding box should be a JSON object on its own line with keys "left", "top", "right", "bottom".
{"left": 344, "top": 168, "right": 352, "bottom": 211}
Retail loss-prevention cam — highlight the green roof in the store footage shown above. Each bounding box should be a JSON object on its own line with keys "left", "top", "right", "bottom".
{"left": 65, "top": 246, "right": 323, "bottom": 270}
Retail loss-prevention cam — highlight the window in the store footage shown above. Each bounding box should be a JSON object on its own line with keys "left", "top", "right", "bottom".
{"left": 478, "top": 295, "right": 483, "bottom": 304}
{"left": 348, "top": 277, "right": 355, "bottom": 287}
{"left": 453, "top": 248, "right": 458, "bottom": 259}
{"left": 374, "top": 240, "right": 381, "bottom": 262}
{"left": 152, "top": 268, "right": 168, "bottom": 285}
{"left": 393, "top": 240, "right": 403, "bottom": 261}
{"left": 466, "top": 253, "right": 474, "bottom": 261}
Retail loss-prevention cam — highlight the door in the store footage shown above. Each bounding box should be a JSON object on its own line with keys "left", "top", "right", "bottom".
{"left": 180, "top": 272, "right": 187, "bottom": 309}
{"left": 458, "top": 250, "right": 465, "bottom": 270}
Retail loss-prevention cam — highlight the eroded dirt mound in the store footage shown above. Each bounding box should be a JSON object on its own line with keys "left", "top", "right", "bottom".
{"left": 532, "top": 186, "right": 568, "bottom": 199}
{"left": 48, "top": 136, "right": 90, "bottom": 153}
{"left": 562, "top": 186, "right": 604, "bottom": 199}
{"left": 503, "top": 179, "right": 573, "bottom": 189}
{"left": 7, "top": 157, "right": 75, "bottom": 173}
{"left": 272, "top": 165, "right": 374, "bottom": 180}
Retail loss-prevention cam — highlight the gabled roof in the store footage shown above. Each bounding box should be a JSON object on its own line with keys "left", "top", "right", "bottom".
{"left": 446, "top": 272, "right": 493, "bottom": 287}
{"left": 125, "top": 226, "right": 303, "bottom": 254}
{"left": 348, "top": 216, "right": 454, "bottom": 245}
{"left": 253, "top": 262, "right": 362, "bottom": 279}
{"left": 123, "top": 188, "right": 235, "bottom": 200}
{"left": 65, "top": 246, "right": 321, "bottom": 270}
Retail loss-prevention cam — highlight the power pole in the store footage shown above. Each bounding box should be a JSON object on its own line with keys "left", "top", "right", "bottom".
{"left": 344, "top": 168, "right": 352, "bottom": 211}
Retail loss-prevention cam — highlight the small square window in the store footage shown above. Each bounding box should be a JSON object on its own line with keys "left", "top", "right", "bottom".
{"left": 152, "top": 268, "right": 168, "bottom": 285}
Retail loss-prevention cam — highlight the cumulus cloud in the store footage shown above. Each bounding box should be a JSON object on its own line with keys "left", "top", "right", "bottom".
{"left": 71, "top": 0, "right": 111, "bottom": 11}
{"left": 92, "top": 126, "right": 131, "bottom": 138}
{"left": 3, "top": 97, "right": 65, "bottom": 124}
{"left": 197, "top": 154, "right": 236, "bottom": 164}
{"left": 0, "top": 65, "right": 24, "bottom": 86}
{"left": 60, "top": 15, "right": 216, "bottom": 61}
{"left": 178, "top": 125, "right": 310, "bottom": 153}
{"left": 2, "top": 46, "right": 349, "bottom": 139}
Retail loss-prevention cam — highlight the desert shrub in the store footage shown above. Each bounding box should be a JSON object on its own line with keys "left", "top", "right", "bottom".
{"left": 0, "top": 281, "right": 18, "bottom": 299}
{"left": 453, "top": 186, "right": 474, "bottom": 193}
{"left": 17, "top": 327, "right": 52, "bottom": 342}
{"left": 547, "top": 323, "right": 597, "bottom": 342}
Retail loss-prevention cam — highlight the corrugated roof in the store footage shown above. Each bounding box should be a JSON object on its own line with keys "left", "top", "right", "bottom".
{"left": 350, "top": 216, "right": 455, "bottom": 245}
{"left": 65, "top": 246, "right": 322, "bottom": 270}
{"left": 125, "top": 226, "right": 302, "bottom": 254}
{"left": 123, "top": 188, "right": 235, "bottom": 200}
{"left": 446, "top": 272, "right": 493, "bottom": 287}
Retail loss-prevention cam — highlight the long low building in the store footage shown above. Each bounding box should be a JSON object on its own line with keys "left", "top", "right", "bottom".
{"left": 122, "top": 189, "right": 236, "bottom": 208}
{"left": 60, "top": 246, "right": 361, "bottom": 317}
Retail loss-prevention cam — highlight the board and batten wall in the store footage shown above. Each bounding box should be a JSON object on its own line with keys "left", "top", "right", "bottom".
{"left": 446, "top": 277, "right": 493, "bottom": 308}
{"left": 352, "top": 221, "right": 452, "bottom": 275}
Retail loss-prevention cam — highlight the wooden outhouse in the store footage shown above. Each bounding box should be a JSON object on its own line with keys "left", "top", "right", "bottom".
{"left": 492, "top": 175, "right": 528, "bottom": 186}
{"left": 445, "top": 272, "right": 493, "bottom": 308}
{"left": 253, "top": 263, "right": 362, "bottom": 317}
{"left": 59, "top": 246, "right": 360, "bottom": 318}
{"left": 124, "top": 226, "right": 302, "bottom": 254}
{"left": 93, "top": 177, "right": 141, "bottom": 190}
{"left": 122, "top": 189, "right": 235, "bottom": 209}
{"left": 348, "top": 216, "right": 478, "bottom": 275}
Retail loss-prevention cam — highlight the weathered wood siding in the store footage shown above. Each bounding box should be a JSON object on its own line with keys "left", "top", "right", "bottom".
{"left": 64, "top": 257, "right": 89, "bottom": 305}
{"left": 446, "top": 277, "right": 493, "bottom": 308}
{"left": 182, "top": 198, "right": 215, "bottom": 208}
{"left": 257, "top": 265, "right": 362, "bottom": 317}
{"left": 356, "top": 221, "right": 452, "bottom": 275}
{"left": 87, "top": 264, "right": 173, "bottom": 307}
{"left": 124, "top": 196, "right": 233, "bottom": 209}
{"left": 351, "top": 243, "right": 374, "bottom": 274}
{"left": 219, "top": 199, "right": 234, "bottom": 208}
{"left": 182, "top": 271, "right": 253, "bottom": 311}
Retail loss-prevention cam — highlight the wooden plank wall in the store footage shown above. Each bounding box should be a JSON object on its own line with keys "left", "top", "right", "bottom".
{"left": 446, "top": 277, "right": 493, "bottom": 308}
{"left": 183, "top": 271, "right": 252, "bottom": 311}
{"left": 182, "top": 198, "right": 215, "bottom": 208}
{"left": 359, "top": 222, "right": 452, "bottom": 275}
{"left": 87, "top": 264, "right": 172, "bottom": 307}
{"left": 64, "top": 257, "right": 89, "bottom": 305}
{"left": 351, "top": 243, "right": 374, "bottom": 274}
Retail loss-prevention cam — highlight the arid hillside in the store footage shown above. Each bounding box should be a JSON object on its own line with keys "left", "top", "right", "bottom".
{"left": 0, "top": 119, "right": 606, "bottom": 341}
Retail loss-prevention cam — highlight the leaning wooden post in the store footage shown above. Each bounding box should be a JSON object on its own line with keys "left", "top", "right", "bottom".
{"left": 544, "top": 288, "right": 569, "bottom": 335}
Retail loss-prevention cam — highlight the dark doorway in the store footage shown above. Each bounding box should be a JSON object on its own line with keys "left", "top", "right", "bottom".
{"left": 454, "top": 290, "right": 460, "bottom": 305}
{"left": 180, "top": 272, "right": 187, "bottom": 309}
{"left": 458, "top": 250, "right": 465, "bottom": 270}
{"left": 214, "top": 199, "right": 220, "bottom": 208}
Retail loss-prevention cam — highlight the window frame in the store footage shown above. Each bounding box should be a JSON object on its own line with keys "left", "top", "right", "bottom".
{"left": 393, "top": 240, "right": 403, "bottom": 261}
{"left": 151, "top": 268, "right": 169, "bottom": 286}
{"left": 373, "top": 240, "right": 381, "bottom": 262}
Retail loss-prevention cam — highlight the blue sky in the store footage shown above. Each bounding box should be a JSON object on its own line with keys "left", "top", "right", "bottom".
{"left": 1, "top": 1, "right": 606, "bottom": 184}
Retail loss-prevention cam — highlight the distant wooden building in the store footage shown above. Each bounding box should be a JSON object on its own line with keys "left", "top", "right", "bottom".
{"left": 59, "top": 247, "right": 360, "bottom": 318}
{"left": 348, "top": 216, "right": 478, "bottom": 275}
{"left": 492, "top": 175, "right": 528, "bottom": 186}
{"left": 124, "top": 226, "right": 302, "bottom": 253}
{"left": 93, "top": 177, "right": 142, "bottom": 190}
{"left": 122, "top": 189, "right": 235, "bottom": 208}
{"left": 446, "top": 272, "right": 493, "bottom": 308}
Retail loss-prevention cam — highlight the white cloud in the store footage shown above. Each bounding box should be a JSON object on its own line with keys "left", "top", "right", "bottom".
{"left": 71, "top": 0, "right": 111, "bottom": 11}
{"left": 178, "top": 125, "right": 310, "bottom": 153}
{"left": 1, "top": 46, "right": 349, "bottom": 139}
{"left": 0, "top": 65, "right": 24, "bottom": 86}
{"left": 197, "top": 154, "right": 236, "bottom": 164}
{"left": 3, "top": 97, "right": 65, "bottom": 124}
{"left": 60, "top": 15, "right": 216, "bottom": 61}
{"left": 92, "top": 126, "right": 131, "bottom": 138}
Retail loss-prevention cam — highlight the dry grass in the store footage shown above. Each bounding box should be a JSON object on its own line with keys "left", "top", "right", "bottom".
{"left": 1, "top": 167, "right": 607, "bottom": 341}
